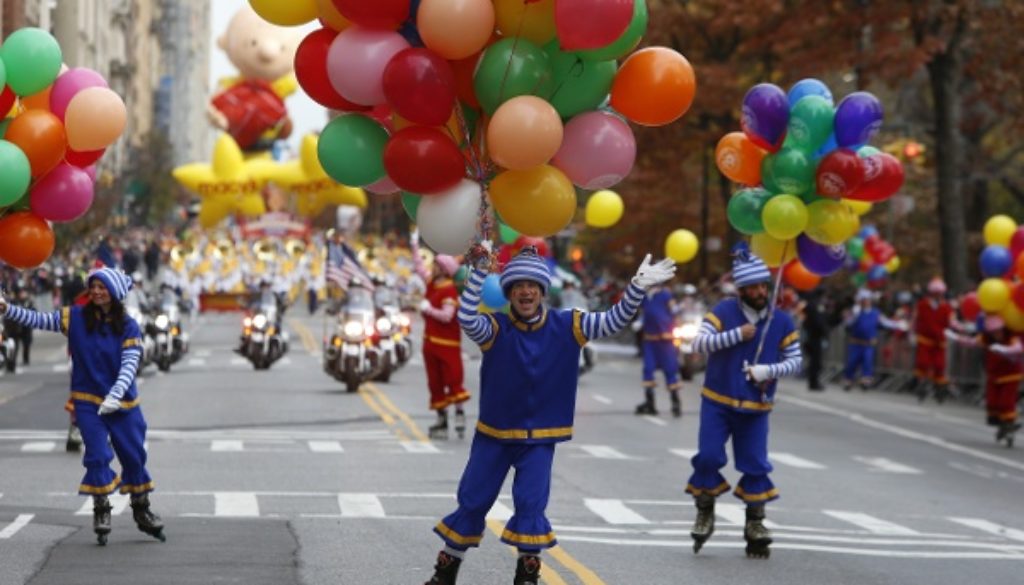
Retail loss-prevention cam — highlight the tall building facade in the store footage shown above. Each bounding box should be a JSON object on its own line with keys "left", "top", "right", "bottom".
{"left": 153, "top": 0, "right": 211, "bottom": 166}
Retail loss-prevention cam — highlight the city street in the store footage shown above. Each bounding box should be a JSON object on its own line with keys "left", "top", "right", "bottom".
{"left": 1, "top": 311, "right": 1023, "bottom": 585}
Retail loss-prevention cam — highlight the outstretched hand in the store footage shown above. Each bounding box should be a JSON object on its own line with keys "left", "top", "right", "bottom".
{"left": 465, "top": 240, "right": 495, "bottom": 272}
{"left": 632, "top": 254, "right": 677, "bottom": 289}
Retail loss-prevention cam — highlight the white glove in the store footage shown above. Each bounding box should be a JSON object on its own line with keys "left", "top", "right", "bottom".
{"left": 419, "top": 299, "right": 432, "bottom": 313}
{"left": 990, "top": 344, "right": 1013, "bottom": 356}
{"left": 943, "top": 329, "right": 958, "bottom": 342}
{"left": 98, "top": 395, "right": 122, "bottom": 416}
{"left": 743, "top": 360, "right": 773, "bottom": 383}
{"left": 632, "top": 254, "right": 677, "bottom": 289}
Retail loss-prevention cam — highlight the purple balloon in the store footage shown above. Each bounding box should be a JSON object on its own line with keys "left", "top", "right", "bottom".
{"left": 552, "top": 111, "right": 636, "bottom": 190}
{"left": 834, "top": 92, "right": 883, "bottom": 148}
{"left": 50, "top": 68, "right": 108, "bottom": 122}
{"left": 741, "top": 83, "right": 789, "bottom": 151}
{"left": 797, "top": 234, "right": 846, "bottom": 276}
{"left": 29, "top": 163, "right": 95, "bottom": 223}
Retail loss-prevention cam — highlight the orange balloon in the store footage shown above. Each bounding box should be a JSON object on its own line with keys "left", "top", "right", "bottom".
{"left": 21, "top": 86, "right": 53, "bottom": 111}
{"left": 4, "top": 110, "right": 67, "bottom": 177}
{"left": 610, "top": 47, "right": 696, "bottom": 127}
{"left": 316, "top": 0, "right": 351, "bottom": 31}
{"left": 716, "top": 132, "right": 767, "bottom": 186}
{"left": 419, "top": 0, "right": 496, "bottom": 60}
{"left": 783, "top": 260, "right": 821, "bottom": 292}
{"left": 392, "top": 111, "right": 464, "bottom": 143}
{"left": 486, "top": 96, "right": 563, "bottom": 170}
{"left": 0, "top": 211, "right": 56, "bottom": 269}
{"left": 64, "top": 87, "right": 126, "bottom": 151}
{"left": 1016, "top": 253, "right": 1024, "bottom": 280}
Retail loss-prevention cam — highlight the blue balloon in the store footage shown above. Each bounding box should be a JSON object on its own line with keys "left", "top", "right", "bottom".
{"left": 867, "top": 264, "right": 888, "bottom": 281}
{"left": 398, "top": 0, "right": 424, "bottom": 47}
{"left": 834, "top": 92, "right": 883, "bottom": 148}
{"left": 980, "top": 245, "right": 1013, "bottom": 278}
{"left": 858, "top": 225, "right": 879, "bottom": 240}
{"left": 788, "top": 78, "right": 834, "bottom": 108}
{"left": 481, "top": 274, "right": 507, "bottom": 309}
{"left": 813, "top": 132, "right": 838, "bottom": 161}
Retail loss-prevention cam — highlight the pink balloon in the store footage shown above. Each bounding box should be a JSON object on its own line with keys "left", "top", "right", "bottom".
{"left": 326, "top": 26, "right": 410, "bottom": 106}
{"left": 555, "top": 0, "right": 634, "bottom": 51}
{"left": 49, "top": 68, "right": 108, "bottom": 122}
{"left": 83, "top": 164, "right": 97, "bottom": 182}
{"left": 28, "top": 163, "right": 95, "bottom": 223}
{"left": 366, "top": 174, "right": 400, "bottom": 195}
{"left": 552, "top": 111, "right": 636, "bottom": 189}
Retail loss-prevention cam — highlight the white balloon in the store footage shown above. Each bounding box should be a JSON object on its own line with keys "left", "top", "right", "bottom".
{"left": 417, "top": 179, "right": 482, "bottom": 255}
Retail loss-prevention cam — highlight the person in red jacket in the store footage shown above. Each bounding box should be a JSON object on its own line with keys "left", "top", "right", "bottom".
{"left": 913, "top": 278, "right": 956, "bottom": 402}
{"left": 412, "top": 231, "right": 470, "bottom": 439}
{"left": 975, "top": 316, "right": 1022, "bottom": 446}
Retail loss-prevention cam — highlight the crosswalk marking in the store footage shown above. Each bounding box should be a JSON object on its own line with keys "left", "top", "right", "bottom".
{"left": 279, "top": 357, "right": 292, "bottom": 366}
{"left": 948, "top": 517, "right": 1024, "bottom": 542}
{"left": 21, "top": 441, "right": 57, "bottom": 452}
{"left": 713, "top": 503, "right": 779, "bottom": 529}
{"left": 590, "top": 394, "right": 613, "bottom": 405}
{"left": 487, "top": 500, "right": 514, "bottom": 521}
{"left": 771, "top": 452, "right": 827, "bottom": 470}
{"left": 308, "top": 440, "right": 344, "bottom": 453}
{"left": 0, "top": 514, "right": 34, "bottom": 539}
{"left": 643, "top": 416, "right": 667, "bottom": 427}
{"left": 75, "top": 493, "right": 130, "bottom": 516}
{"left": 52, "top": 364, "right": 70, "bottom": 373}
{"left": 400, "top": 441, "right": 441, "bottom": 454}
{"left": 211, "top": 440, "right": 244, "bottom": 452}
{"left": 584, "top": 499, "right": 651, "bottom": 525}
{"left": 824, "top": 510, "right": 920, "bottom": 535}
{"left": 229, "top": 357, "right": 248, "bottom": 366}
{"left": 187, "top": 358, "right": 206, "bottom": 367}
{"left": 853, "top": 456, "right": 922, "bottom": 474}
{"left": 337, "top": 494, "right": 385, "bottom": 518}
{"left": 669, "top": 448, "right": 696, "bottom": 460}
{"left": 215, "top": 492, "right": 259, "bottom": 517}
{"left": 579, "top": 445, "right": 630, "bottom": 460}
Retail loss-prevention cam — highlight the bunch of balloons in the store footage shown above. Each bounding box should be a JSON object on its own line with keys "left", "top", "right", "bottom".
{"left": 961, "top": 214, "right": 1024, "bottom": 332}
{"left": 0, "top": 27, "right": 127, "bottom": 269}
{"left": 844, "top": 225, "right": 899, "bottom": 288}
{"left": 249, "top": 0, "right": 696, "bottom": 255}
{"left": 716, "top": 78, "right": 903, "bottom": 289}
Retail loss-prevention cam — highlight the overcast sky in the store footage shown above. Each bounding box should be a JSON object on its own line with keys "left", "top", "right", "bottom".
{"left": 208, "top": 0, "right": 323, "bottom": 157}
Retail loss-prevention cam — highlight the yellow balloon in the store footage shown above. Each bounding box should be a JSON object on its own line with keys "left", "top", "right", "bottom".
{"left": 805, "top": 200, "right": 859, "bottom": 245}
{"left": 885, "top": 255, "right": 901, "bottom": 273}
{"left": 751, "top": 233, "right": 796, "bottom": 268}
{"left": 315, "top": 0, "right": 351, "bottom": 31}
{"left": 1002, "top": 302, "right": 1024, "bottom": 333}
{"left": 761, "top": 194, "right": 808, "bottom": 241}
{"left": 494, "top": 0, "right": 556, "bottom": 46}
{"left": 585, "top": 190, "right": 624, "bottom": 228}
{"left": 977, "top": 278, "right": 1011, "bottom": 313}
{"left": 842, "top": 198, "right": 873, "bottom": 216}
{"left": 491, "top": 165, "right": 577, "bottom": 238}
{"left": 665, "top": 229, "right": 699, "bottom": 264}
{"left": 983, "top": 214, "right": 1017, "bottom": 247}
{"left": 248, "top": 0, "right": 318, "bottom": 26}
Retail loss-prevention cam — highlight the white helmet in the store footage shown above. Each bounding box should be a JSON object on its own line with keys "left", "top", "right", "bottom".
{"left": 682, "top": 284, "right": 697, "bottom": 296}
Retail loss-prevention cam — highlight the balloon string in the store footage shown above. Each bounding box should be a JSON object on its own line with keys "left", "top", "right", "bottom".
{"left": 545, "top": 56, "right": 584, "bottom": 104}
{"left": 494, "top": 4, "right": 529, "bottom": 113}
{"left": 752, "top": 238, "right": 790, "bottom": 366}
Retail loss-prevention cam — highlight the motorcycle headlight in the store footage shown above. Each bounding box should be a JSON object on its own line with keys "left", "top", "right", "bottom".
{"left": 154, "top": 314, "right": 169, "bottom": 330}
{"left": 376, "top": 317, "right": 392, "bottom": 334}
{"left": 243, "top": 316, "right": 252, "bottom": 328}
{"left": 396, "top": 314, "right": 410, "bottom": 328}
{"left": 253, "top": 314, "right": 268, "bottom": 329}
{"left": 343, "top": 321, "right": 364, "bottom": 338}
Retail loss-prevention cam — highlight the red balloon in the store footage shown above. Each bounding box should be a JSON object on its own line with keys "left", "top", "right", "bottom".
{"left": 555, "top": 0, "right": 634, "bottom": 51}
{"left": 847, "top": 152, "right": 904, "bottom": 202}
{"left": 65, "top": 147, "right": 105, "bottom": 167}
{"left": 382, "top": 48, "right": 456, "bottom": 126}
{"left": 1012, "top": 283, "right": 1024, "bottom": 312}
{"left": 496, "top": 244, "right": 514, "bottom": 271}
{"left": 331, "top": 0, "right": 410, "bottom": 29}
{"left": 382, "top": 126, "right": 465, "bottom": 194}
{"left": 815, "top": 148, "right": 864, "bottom": 199}
{"left": 513, "top": 235, "right": 551, "bottom": 258}
{"left": 1009, "top": 227, "right": 1024, "bottom": 263}
{"left": 450, "top": 54, "right": 481, "bottom": 108}
{"left": 0, "top": 85, "right": 15, "bottom": 116}
{"left": 295, "top": 28, "right": 371, "bottom": 111}
{"left": 960, "top": 292, "right": 981, "bottom": 321}
{"left": 0, "top": 211, "right": 55, "bottom": 269}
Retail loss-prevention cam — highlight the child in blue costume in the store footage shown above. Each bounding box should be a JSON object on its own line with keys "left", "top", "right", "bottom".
{"left": 687, "top": 244, "right": 802, "bottom": 559}
{"left": 423, "top": 246, "right": 676, "bottom": 585}
{"left": 0, "top": 267, "right": 164, "bottom": 545}
{"left": 842, "top": 288, "right": 908, "bottom": 390}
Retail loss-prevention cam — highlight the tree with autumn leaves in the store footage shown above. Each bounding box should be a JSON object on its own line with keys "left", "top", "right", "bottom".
{"left": 589, "top": 0, "right": 1022, "bottom": 294}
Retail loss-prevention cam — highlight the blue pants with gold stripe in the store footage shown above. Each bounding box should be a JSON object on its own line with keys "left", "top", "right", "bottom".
{"left": 75, "top": 401, "right": 153, "bottom": 496}
{"left": 434, "top": 434, "right": 556, "bottom": 552}
{"left": 642, "top": 340, "right": 680, "bottom": 387}
{"left": 685, "top": 399, "right": 777, "bottom": 505}
{"left": 844, "top": 343, "right": 875, "bottom": 380}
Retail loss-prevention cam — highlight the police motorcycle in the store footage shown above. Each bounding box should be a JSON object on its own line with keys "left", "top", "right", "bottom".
{"left": 240, "top": 291, "right": 289, "bottom": 370}
{"left": 560, "top": 286, "right": 595, "bottom": 375}
{"left": 323, "top": 280, "right": 382, "bottom": 393}
{"left": 123, "top": 285, "right": 156, "bottom": 370}
{"left": 148, "top": 287, "right": 189, "bottom": 372}
{"left": 674, "top": 284, "right": 706, "bottom": 381}
{"left": 372, "top": 277, "right": 411, "bottom": 380}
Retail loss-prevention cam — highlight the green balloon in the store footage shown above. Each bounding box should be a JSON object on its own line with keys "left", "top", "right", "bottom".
{"left": 0, "top": 139, "right": 31, "bottom": 206}
{"left": 761, "top": 148, "right": 815, "bottom": 196}
{"left": 0, "top": 118, "right": 10, "bottom": 139}
{"left": 474, "top": 38, "right": 553, "bottom": 115}
{"left": 318, "top": 114, "right": 388, "bottom": 187}
{"left": 846, "top": 237, "right": 865, "bottom": 260}
{"left": 401, "top": 192, "right": 421, "bottom": 220}
{"left": 544, "top": 42, "right": 616, "bottom": 118}
{"left": 498, "top": 222, "right": 519, "bottom": 244}
{"left": 451, "top": 102, "right": 480, "bottom": 148}
{"left": 0, "top": 59, "right": 6, "bottom": 93}
{"left": 576, "top": 0, "right": 648, "bottom": 62}
{"left": 787, "top": 96, "right": 834, "bottom": 152}
{"left": 0, "top": 27, "right": 62, "bottom": 96}
{"left": 799, "top": 190, "right": 828, "bottom": 205}
{"left": 851, "top": 272, "right": 867, "bottom": 287}
{"left": 453, "top": 265, "right": 468, "bottom": 285}
{"left": 727, "top": 187, "right": 771, "bottom": 235}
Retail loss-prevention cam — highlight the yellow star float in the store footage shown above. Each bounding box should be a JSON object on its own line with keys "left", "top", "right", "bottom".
{"left": 172, "top": 134, "right": 275, "bottom": 228}
{"left": 275, "top": 134, "right": 366, "bottom": 217}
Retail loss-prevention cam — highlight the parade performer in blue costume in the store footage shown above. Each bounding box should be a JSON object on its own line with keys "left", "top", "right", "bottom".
{"left": 635, "top": 283, "right": 684, "bottom": 417}
{"left": 686, "top": 244, "right": 802, "bottom": 559}
{"left": 842, "top": 289, "right": 908, "bottom": 390}
{"left": 0, "top": 267, "right": 164, "bottom": 546}
{"left": 423, "top": 246, "right": 676, "bottom": 585}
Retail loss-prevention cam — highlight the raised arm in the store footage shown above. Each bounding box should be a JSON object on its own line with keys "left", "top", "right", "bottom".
{"left": 409, "top": 229, "right": 430, "bottom": 282}
{"left": 456, "top": 267, "right": 496, "bottom": 347}
{"left": 1, "top": 303, "right": 65, "bottom": 334}
{"left": 579, "top": 282, "right": 644, "bottom": 340}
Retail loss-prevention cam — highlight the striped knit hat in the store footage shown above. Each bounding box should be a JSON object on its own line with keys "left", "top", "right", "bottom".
{"left": 88, "top": 267, "right": 133, "bottom": 302}
{"left": 500, "top": 246, "right": 551, "bottom": 296}
{"left": 731, "top": 242, "right": 771, "bottom": 288}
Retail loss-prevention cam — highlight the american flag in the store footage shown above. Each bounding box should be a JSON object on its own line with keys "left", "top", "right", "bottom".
{"left": 325, "top": 242, "right": 374, "bottom": 291}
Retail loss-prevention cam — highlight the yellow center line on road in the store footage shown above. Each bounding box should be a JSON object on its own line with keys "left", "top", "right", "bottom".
{"left": 288, "top": 319, "right": 319, "bottom": 354}
{"left": 486, "top": 520, "right": 570, "bottom": 585}
{"left": 364, "top": 383, "right": 430, "bottom": 443}
{"left": 548, "top": 545, "right": 607, "bottom": 585}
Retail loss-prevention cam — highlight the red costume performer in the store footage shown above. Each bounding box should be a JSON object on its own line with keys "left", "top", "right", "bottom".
{"left": 976, "top": 316, "right": 1022, "bottom": 444}
{"left": 913, "top": 278, "right": 954, "bottom": 401}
